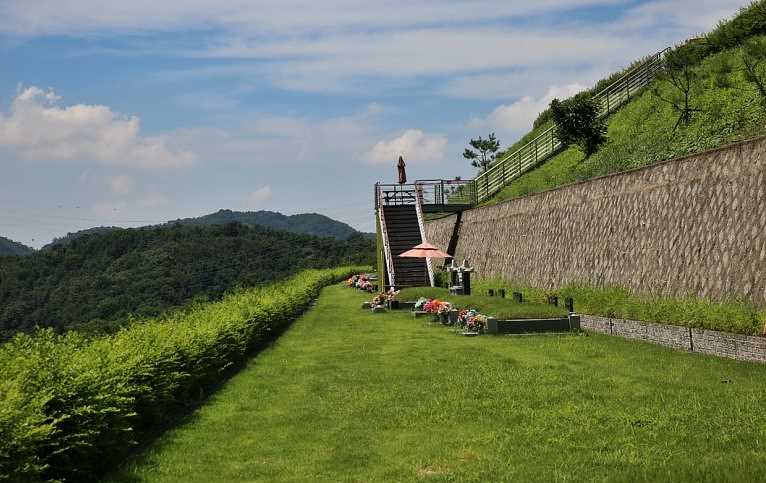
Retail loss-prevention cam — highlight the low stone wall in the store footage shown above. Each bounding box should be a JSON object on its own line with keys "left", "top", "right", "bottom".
{"left": 581, "top": 315, "right": 766, "bottom": 363}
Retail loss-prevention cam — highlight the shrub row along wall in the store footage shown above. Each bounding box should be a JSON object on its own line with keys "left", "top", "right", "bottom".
{"left": 0, "top": 266, "right": 364, "bottom": 483}
{"left": 426, "top": 136, "right": 766, "bottom": 305}
{"left": 581, "top": 315, "right": 766, "bottom": 363}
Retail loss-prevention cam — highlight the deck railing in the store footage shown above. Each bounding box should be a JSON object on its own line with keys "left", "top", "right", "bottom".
{"left": 473, "top": 47, "right": 669, "bottom": 203}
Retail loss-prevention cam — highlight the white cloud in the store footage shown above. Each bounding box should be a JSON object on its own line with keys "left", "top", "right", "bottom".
{"left": 0, "top": 1, "right": 624, "bottom": 36}
{"left": 171, "top": 103, "right": 383, "bottom": 165}
{"left": 471, "top": 84, "right": 586, "bottom": 135}
{"left": 104, "top": 175, "right": 135, "bottom": 196}
{"left": 0, "top": 86, "right": 194, "bottom": 170}
{"left": 247, "top": 185, "right": 273, "bottom": 207}
{"left": 365, "top": 129, "right": 448, "bottom": 165}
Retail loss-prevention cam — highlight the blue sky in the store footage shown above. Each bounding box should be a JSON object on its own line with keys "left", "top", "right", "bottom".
{"left": 0, "top": 0, "right": 746, "bottom": 247}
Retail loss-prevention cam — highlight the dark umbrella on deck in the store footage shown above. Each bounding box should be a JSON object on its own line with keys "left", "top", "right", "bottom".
{"left": 397, "top": 156, "right": 407, "bottom": 184}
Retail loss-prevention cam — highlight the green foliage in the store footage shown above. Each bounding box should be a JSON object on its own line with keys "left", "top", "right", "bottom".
{"left": 396, "top": 287, "right": 567, "bottom": 320}
{"left": 0, "top": 267, "right": 363, "bottom": 482}
{"left": 684, "top": 0, "right": 766, "bottom": 58}
{"left": 742, "top": 37, "right": 766, "bottom": 102}
{"left": 0, "top": 236, "right": 34, "bottom": 257}
{"left": 167, "top": 209, "right": 372, "bottom": 241}
{"left": 111, "top": 285, "right": 766, "bottom": 482}
{"left": 473, "top": 279, "right": 765, "bottom": 335}
{"left": 486, "top": 35, "right": 766, "bottom": 205}
{"left": 463, "top": 132, "right": 500, "bottom": 172}
{"left": 550, "top": 94, "right": 608, "bottom": 156}
{"left": 0, "top": 223, "right": 375, "bottom": 339}
{"left": 654, "top": 47, "right": 704, "bottom": 129}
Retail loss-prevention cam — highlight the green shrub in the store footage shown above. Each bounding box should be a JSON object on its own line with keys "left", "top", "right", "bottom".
{"left": 474, "top": 279, "right": 765, "bottom": 335}
{"left": 0, "top": 266, "right": 364, "bottom": 482}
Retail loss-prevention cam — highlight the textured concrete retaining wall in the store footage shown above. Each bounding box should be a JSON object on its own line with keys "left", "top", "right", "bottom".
{"left": 581, "top": 315, "right": 766, "bottom": 363}
{"left": 424, "top": 136, "right": 766, "bottom": 305}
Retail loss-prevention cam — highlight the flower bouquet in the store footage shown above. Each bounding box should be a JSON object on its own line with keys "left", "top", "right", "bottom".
{"left": 414, "top": 297, "right": 430, "bottom": 311}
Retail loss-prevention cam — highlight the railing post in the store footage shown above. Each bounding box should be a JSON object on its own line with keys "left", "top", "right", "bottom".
{"left": 626, "top": 76, "right": 631, "bottom": 99}
{"left": 606, "top": 91, "right": 610, "bottom": 114}
{"left": 534, "top": 139, "right": 538, "bottom": 162}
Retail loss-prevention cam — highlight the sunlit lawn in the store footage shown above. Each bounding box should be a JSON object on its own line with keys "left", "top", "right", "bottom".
{"left": 110, "top": 284, "right": 766, "bottom": 482}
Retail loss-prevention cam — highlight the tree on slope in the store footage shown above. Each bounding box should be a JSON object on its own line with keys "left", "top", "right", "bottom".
{"left": 463, "top": 133, "right": 500, "bottom": 172}
{"left": 742, "top": 37, "right": 766, "bottom": 104}
{"left": 653, "top": 47, "right": 703, "bottom": 130}
{"left": 549, "top": 94, "right": 607, "bottom": 157}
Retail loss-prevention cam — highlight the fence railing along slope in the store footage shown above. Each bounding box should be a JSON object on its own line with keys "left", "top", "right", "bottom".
{"left": 473, "top": 48, "right": 669, "bottom": 203}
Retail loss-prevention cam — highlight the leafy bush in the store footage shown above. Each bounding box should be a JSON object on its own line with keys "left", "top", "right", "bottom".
{"left": 550, "top": 94, "right": 608, "bottom": 156}
{"left": 0, "top": 266, "right": 364, "bottom": 482}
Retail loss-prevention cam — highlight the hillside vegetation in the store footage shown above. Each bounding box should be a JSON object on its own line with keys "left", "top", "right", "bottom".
{"left": 0, "top": 236, "right": 33, "bottom": 257}
{"left": 485, "top": 1, "right": 766, "bottom": 204}
{"left": 170, "top": 209, "right": 372, "bottom": 240}
{"left": 111, "top": 285, "right": 766, "bottom": 482}
{"left": 0, "top": 267, "right": 362, "bottom": 483}
{"left": 44, "top": 209, "right": 370, "bottom": 249}
{"left": 0, "top": 223, "right": 374, "bottom": 339}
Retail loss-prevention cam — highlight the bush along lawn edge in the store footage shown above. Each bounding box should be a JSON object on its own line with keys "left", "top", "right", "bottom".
{"left": 473, "top": 279, "right": 766, "bottom": 337}
{"left": 0, "top": 266, "right": 367, "bottom": 483}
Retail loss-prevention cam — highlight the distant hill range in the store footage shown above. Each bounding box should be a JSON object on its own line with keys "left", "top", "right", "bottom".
{"left": 43, "top": 209, "right": 372, "bottom": 249}
{"left": 0, "top": 236, "right": 34, "bottom": 257}
{"left": 1, "top": 222, "right": 374, "bottom": 339}
{"left": 169, "top": 210, "right": 373, "bottom": 240}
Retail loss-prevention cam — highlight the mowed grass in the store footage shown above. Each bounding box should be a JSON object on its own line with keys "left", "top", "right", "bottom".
{"left": 111, "top": 284, "right": 766, "bottom": 482}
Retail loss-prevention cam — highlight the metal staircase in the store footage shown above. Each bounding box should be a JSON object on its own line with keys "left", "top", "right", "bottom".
{"left": 380, "top": 204, "right": 429, "bottom": 288}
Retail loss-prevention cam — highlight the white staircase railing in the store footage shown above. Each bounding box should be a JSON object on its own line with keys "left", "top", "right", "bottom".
{"left": 376, "top": 187, "right": 396, "bottom": 288}
{"left": 414, "top": 183, "right": 435, "bottom": 287}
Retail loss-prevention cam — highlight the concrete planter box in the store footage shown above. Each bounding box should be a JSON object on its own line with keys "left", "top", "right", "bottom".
{"left": 387, "top": 300, "right": 417, "bottom": 310}
{"left": 487, "top": 315, "right": 580, "bottom": 335}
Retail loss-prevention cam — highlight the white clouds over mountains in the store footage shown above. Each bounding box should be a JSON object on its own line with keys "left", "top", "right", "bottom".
{"left": 0, "top": 86, "right": 194, "bottom": 170}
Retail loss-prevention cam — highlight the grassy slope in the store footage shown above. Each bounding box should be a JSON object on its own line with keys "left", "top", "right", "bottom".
{"left": 484, "top": 36, "right": 766, "bottom": 206}
{"left": 112, "top": 284, "right": 766, "bottom": 483}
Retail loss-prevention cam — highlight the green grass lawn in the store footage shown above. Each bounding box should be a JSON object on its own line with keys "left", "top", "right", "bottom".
{"left": 397, "top": 286, "right": 568, "bottom": 320}
{"left": 110, "top": 284, "right": 766, "bottom": 482}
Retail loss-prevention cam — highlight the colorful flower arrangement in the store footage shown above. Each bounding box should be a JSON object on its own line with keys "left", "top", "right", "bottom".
{"left": 414, "top": 297, "right": 429, "bottom": 311}
{"left": 346, "top": 274, "right": 375, "bottom": 292}
{"left": 371, "top": 288, "right": 399, "bottom": 307}
{"left": 457, "top": 309, "right": 488, "bottom": 333}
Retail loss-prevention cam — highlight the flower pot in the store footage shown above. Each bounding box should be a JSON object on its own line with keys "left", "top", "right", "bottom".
{"left": 448, "top": 309, "right": 459, "bottom": 326}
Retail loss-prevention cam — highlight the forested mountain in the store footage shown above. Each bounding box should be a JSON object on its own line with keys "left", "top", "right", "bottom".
{"left": 0, "top": 222, "right": 374, "bottom": 339}
{"left": 170, "top": 209, "right": 372, "bottom": 240}
{"left": 0, "top": 237, "right": 34, "bottom": 257}
{"left": 44, "top": 210, "right": 371, "bottom": 249}
{"left": 43, "top": 226, "right": 122, "bottom": 249}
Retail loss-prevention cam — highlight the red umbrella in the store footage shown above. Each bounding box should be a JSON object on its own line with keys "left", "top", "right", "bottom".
{"left": 397, "top": 156, "right": 407, "bottom": 184}
{"left": 399, "top": 242, "right": 450, "bottom": 259}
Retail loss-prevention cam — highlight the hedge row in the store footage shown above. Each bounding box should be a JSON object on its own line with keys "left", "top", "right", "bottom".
{"left": 0, "top": 266, "right": 364, "bottom": 482}
{"left": 473, "top": 279, "right": 765, "bottom": 336}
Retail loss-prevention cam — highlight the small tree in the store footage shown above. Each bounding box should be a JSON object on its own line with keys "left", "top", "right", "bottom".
{"left": 742, "top": 37, "right": 766, "bottom": 103}
{"left": 653, "top": 47, "right": 702, "bottom": 130}
{"left": 549, "top": 94, "right": 607, "bottom": 157}
{"left": 463, "top": 133, "right": 500, "bottom": 172}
